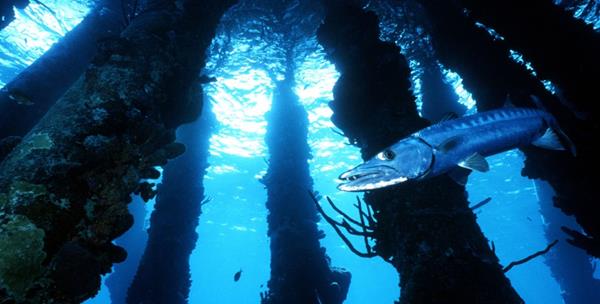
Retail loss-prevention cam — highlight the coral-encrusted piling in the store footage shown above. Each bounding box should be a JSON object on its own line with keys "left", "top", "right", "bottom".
{"left": 261, "top": 76, "right": 350, "bottom": 304}
{"left": 417, "top": 0, "right": 599, "bottom": 258}
{"left": 0, "top": 1, "right": 235, "bottom": 302}
{"left": 317, "top": 4, "right": 522, "bottom": 303}
{"left": 418, "top": 0, "right": 600, "bottom": 298}
{"left": 127, "top": 101, "right": 214, "bottom": 304}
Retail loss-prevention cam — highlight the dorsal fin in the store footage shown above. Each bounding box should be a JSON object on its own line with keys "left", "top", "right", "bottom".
{"left": 437, "top": 112, "right": 459, "bottom": 124}
{"left": 532, "top": 128, "right": 566, "bottom": 151}
{"left": 437, "top": 136, "right": 461, "bottom": 153}
{"left": 504, "top": 94, "right": 516, "bottom": 108}
{"left": 529, "top": 94, "right": 548, "bottom": 112}
{"left": 458, "top": 153, "right": 489, "bottom": 172}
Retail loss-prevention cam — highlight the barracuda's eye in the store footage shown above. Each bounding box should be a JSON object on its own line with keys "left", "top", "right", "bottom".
{"left": 377, "top": 149, "right": 395, "bottom": 161}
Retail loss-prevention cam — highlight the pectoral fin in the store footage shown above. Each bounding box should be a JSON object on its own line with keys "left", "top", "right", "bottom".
{"left": 532, "top": 128, "right": 566, "bottom": 151}
{"left": 458, "top": 153, "right": 489, "bottom": 172}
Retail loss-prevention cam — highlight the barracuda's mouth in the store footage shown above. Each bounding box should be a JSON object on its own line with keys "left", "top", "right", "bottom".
{"left": 337, "top": 165, "right": 408, "bottom": 192}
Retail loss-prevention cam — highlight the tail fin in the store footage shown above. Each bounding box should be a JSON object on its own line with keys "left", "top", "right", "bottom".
{"left": 554, "top": 126, "right": 577, "bottom": 156}
{"left": 530, "top": 95, "right": 577, "bottom": 156}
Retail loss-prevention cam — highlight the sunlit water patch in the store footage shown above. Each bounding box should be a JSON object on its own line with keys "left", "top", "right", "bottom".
{"left": 440, "top": 65, "right": 477, "bottom": 113}
{"left": 294, "top": 42, "right": 338, "bottom": 107}
{"left": 191, "top": 4, "right": 402, "bottom": 300}
{"left": 206, "top": 68, "right": 273, "bottom": 158}
{"left": 474, "top": 21, "right": 505, "bottom": 41}
{"left": 407, "top": 59, "right": 423, "bottom": 114}
{"left": 0, "top": 0, "right": 91, "bottom": 86}
{"left": 192, "top": 34, "right": 275, "bottom": 303}
{"left": 554, "top": 0, "right": 600, "bottom": 30}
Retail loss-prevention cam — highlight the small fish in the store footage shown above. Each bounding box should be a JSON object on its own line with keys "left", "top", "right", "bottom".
{"left": 470, "top": 197, "right": 492, "bottom": 210}
{"left": 233, "top": 269, "right": 242, "bottom": 282}
{"left": 338, "top": 107, "right": 575, "bottom": 192}
{"left": 8, "top": 91, "right": 34, "bottom": 106}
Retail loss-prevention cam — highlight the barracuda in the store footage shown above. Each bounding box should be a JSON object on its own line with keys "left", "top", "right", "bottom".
{"left": 338, "top": 107, "right": 575, "bottom": 192}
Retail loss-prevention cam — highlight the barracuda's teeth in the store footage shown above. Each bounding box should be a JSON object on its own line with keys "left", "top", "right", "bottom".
{"left": 338, "top": 176, "right": 409, "bottom": 192}
{"left": 339, "top": 170, "right": 353, "bottom": 180}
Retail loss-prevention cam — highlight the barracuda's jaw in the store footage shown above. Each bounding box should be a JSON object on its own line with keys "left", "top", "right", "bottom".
{"left": 337, "top": 165, "right": 408, "bottom": 192}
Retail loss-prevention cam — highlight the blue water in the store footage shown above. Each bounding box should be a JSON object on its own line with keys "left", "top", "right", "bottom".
{"left": 2, "top": 1, "right": 598, "bottom": 303}
{"left": 0, "top": 0, "right": 90, "bottom": 87}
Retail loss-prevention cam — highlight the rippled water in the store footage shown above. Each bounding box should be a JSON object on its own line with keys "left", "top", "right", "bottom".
{"left": 0, "top": 0, "right": 90, "bottom": 87}
{"left": 1, "top": 2, "right": 590, "bottom": 303}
